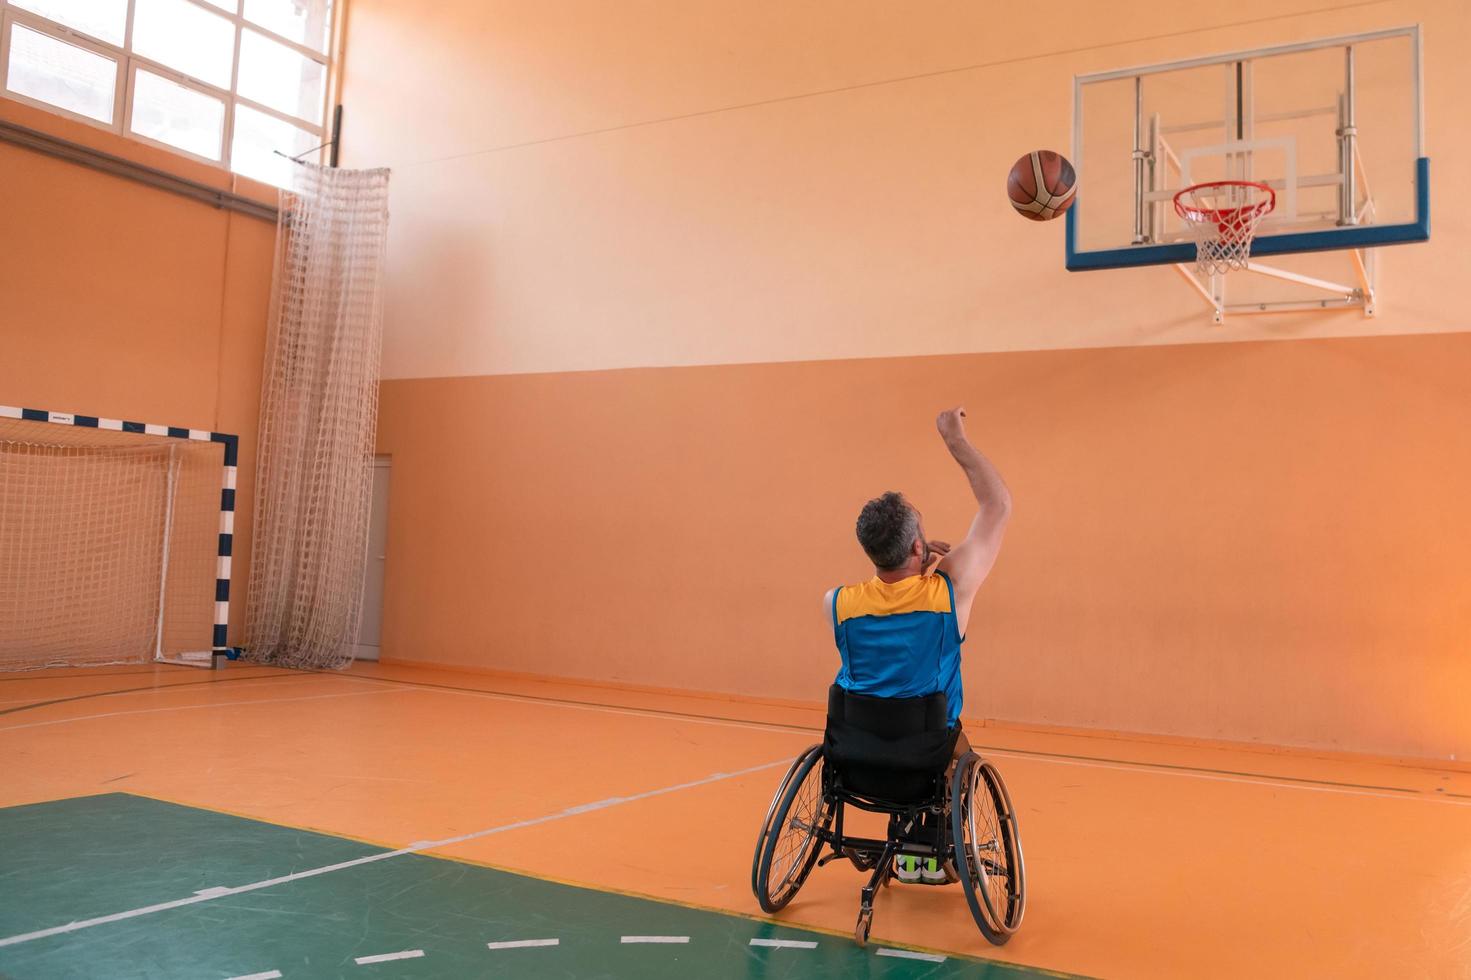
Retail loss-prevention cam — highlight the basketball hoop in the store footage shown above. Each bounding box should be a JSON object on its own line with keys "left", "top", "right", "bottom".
{"left": 1174, "top": 180, "right": 1276, "bottom": 277}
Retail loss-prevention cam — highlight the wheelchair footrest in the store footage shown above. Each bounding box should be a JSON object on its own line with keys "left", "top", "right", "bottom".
{"left": 839, "top": 847, "right": 882, "bottom": 871}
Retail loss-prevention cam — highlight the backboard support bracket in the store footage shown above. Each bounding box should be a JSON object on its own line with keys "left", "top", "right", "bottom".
{"left": 1172, "top": 249, "right": 1376, "bottom": 324}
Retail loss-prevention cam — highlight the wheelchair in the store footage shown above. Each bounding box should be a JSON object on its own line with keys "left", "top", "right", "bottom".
{"left": 751, "top": 686, "right": 1026, "bottom": 946}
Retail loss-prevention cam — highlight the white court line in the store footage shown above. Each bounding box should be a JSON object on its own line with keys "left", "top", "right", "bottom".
{"left": 749, "top": 938, "right": 818, "bottom": 949}
{"left": 982, "top": 748, "right": 1471, "bottom": 808}
{"left": 0, "top": 756, "right": 793, "bottom": 949}
{"left": 354, "top": 949, "right": 424, "bottom": 965}
{"left": 487, "top": 938, "right": 559, "bottom": 949}
{"left": 621, "top": 936, "right": 690, "bottom": 944}
{"left": 0, "top": 688, "right": 399, "bottom": 733}
{"left": 9, "top": 663, "right": 1462, "bottom": 809}
{"left": 42, "top": 665, "right": 1450, "bottom": 806}
{"left": 877, "top": 948, "right": 947, "bottom": 962}
{"left": 226, "top": 971, "right": 283, "bottom": 980}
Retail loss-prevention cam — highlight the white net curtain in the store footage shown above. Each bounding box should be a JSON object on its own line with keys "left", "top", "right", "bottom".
{"left": 246, "top": 163, "right": 390, "bottom": 669}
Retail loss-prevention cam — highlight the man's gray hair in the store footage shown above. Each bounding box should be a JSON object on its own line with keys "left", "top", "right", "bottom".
{"left": 855, "top": 491, "right": 918, "bottom": 571}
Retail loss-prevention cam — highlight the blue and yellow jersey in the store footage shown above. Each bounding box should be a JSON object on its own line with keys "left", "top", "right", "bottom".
{"left": 831, "top": 572, "right": 965, "bottom": 728}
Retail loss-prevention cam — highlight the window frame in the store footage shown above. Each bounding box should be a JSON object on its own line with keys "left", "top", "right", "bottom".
{"left": 124, "top": 60, "right": 228, "bottom": 166}
{"left": 1, "top": 10, "right": 127, "bottom": 129}
{"left": 0, "top": 0, "right": 334, "bottom": 180}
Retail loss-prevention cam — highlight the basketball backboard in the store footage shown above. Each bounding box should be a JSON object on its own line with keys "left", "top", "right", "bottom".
{"left": 1066, "top": 26, "right": 1427, "bottom": 272}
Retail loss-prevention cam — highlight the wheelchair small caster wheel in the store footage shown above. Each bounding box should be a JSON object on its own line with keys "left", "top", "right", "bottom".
{"left": 854, "top": 905, "right": 873, "bottom": 946}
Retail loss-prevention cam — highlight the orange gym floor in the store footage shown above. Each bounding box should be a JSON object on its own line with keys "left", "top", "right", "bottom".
{"left": 2, "top": 660, "right": 1469, "bottom": 978}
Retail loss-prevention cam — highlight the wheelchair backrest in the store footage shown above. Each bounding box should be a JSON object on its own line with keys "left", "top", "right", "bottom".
{"left": 822, "top": 685, "right": 957, "bottom": 803}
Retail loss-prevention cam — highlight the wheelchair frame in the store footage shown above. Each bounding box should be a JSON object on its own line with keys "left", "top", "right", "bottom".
{"left": 751, "top": 744, "right": 1026, "bottom": 947}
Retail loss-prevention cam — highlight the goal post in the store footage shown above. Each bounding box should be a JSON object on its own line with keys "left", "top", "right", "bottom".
{"left": 0, "top": 405, "right": 237, "bottom": 671}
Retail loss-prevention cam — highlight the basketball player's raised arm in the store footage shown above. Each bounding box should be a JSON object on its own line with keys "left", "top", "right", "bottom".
{"left": 933, "top": 407, "right": 1011, "bottom": 605}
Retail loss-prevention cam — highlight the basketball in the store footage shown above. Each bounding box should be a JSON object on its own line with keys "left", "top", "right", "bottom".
{"left": 1007, "top": 150, "right": 1077, "bottom": 221}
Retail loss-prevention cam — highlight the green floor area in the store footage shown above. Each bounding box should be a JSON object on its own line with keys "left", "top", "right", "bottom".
{"left": 0, "top": 794, "right": 1071, "bottom": 979}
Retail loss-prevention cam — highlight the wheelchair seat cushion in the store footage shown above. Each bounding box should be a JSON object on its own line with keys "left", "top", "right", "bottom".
{"left": 822, "top": 685, "right": 958, "bottom": 803}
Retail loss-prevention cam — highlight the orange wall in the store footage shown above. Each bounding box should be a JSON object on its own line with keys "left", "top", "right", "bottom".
{"left": 376, "top": 331, "right": 1471, "bottom": 760}
{"left": 342, "top": 0, "right": 1471, "bottom": 377}
{"left": 338, "top": 0, "right": 1471, "bottom": 760}
{"left": 0, "top": 99, "right": 274, "bottom": 642}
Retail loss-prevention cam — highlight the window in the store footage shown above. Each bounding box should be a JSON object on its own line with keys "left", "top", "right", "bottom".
{"left": 0, "top": 0, "right": 333, "bottom": 186}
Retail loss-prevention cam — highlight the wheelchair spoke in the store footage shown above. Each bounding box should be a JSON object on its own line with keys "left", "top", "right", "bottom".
{"left": 977, "top": 772, "right": 1011, "bottom": 923}
{"left": 950, "top": 754, "right": 1027, "bottom": 944}
{"left": 767, "top": 756, "right": 828, "bottom": 896}
{"left": 960, "top": 759, "right": 1013, "bottom": 928}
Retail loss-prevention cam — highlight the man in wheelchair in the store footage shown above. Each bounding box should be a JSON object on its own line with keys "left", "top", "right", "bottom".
{"left": 753, "top": 407, "right": 1026, "bottom": 946}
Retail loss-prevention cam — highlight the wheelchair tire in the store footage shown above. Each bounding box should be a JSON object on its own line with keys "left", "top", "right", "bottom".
{"left": 752, "top": 744, "right": 832, "bottom": 913}
{"left": 751, "top": 746, "right": 814, "bottom": 898}
{"left": 854, "top": 904, "right": 873, "bottom": 946}
{"left": 950, "top": 752, "right": 1026, "bottom": 945}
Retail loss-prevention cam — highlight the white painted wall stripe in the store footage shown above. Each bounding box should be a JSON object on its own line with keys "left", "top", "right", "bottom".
{"left": 877, "top": 948, "right": 947, "bottom": 962}
{"left": 354, "top": 949, "right": 424, "bottom": 965}
{"left": 749, "top": 938, "right": 818, "bottom": 949}
{"left": 486, "top": 939, "right": 559, "bottom": 949}
{"left": 620, "top": 936, "right": 690, "bottom": 944}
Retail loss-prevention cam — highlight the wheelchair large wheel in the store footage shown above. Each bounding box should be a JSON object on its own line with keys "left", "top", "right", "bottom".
{"left": 950, "top": 752, "right": 1026, "bottom": 945}
{"left": 751, "top": 745, "right": 814, "bottom": 897}
{"left": 752, "top": 744, "right": 832, "bottom": 913}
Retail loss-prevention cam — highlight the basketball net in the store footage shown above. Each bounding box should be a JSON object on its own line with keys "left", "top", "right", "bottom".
{"left": 1174, "top": 181, "right": 1276, "bottom": 277}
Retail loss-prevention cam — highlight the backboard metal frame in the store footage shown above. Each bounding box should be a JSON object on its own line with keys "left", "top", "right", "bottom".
{"left": 1066, "top": 25, "right": 1427, "bottom": 273}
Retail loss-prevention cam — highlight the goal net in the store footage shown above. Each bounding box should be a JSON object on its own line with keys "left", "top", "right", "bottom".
{"left": 0, "top": 417, "right": 224, "bottom": 671}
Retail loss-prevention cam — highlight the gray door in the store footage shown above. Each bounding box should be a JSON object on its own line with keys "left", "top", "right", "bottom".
{"left": 355, "top": 457, "right": 391, "bottom": 661}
